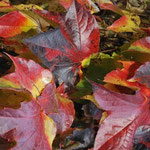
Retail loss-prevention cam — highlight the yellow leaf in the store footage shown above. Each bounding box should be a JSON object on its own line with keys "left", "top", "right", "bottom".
{"left": 44, "top": 115, "right": 56, "bottom": 146}
{"left": 14, "top": 4, "right": 43, "bottom": 11}
{"left": 107, "top": 13, "right": 141, "bottom": 32}
{"left": 100, "top": 112, "right": 108, "bottom": 124}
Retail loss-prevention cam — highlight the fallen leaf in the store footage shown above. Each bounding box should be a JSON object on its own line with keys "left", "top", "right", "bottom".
{"left": 131, "top": 61, "right": 150, "bottom": 88}
{"left": 0, "top": 88, "right": 32, "bottom": 109}
{"left": 24, "top": 0, "right": 100, "bottom": 87}
{"left": 37, "top": 82, "right": 59, "bottom": 114}
{"left": 122, "top": 51, "right": 150, "bottom": 64}
{"left": 72, "top": 53, "right": 120, "bottom": 99}
{"left": 134, "top": 125, "right": 150, "bottom": 148}
{"left": 14, "top": 4, "right": 43, "bottom": 11}
{"left": 0, "top": 1, "right": 43, "bottom": 12}
{"left": 0, "top": 100, "right": 56, "bottom": 150}
{"left": 91, "top": 81, "right": 150, "bottom": 150}
{"left": 0, "top": 0, "right": 9, "bottom": 6}
{"left": 68, "top": 128, "right": 95, "bottom": 149}
{"left": 57, "top": 0, "right": 73, "bottom": 10}
{"left": 0, "top": 136, "right": 15, "bottom": 150}
{"left": 82, "top": 101, "right": 102, "bottom": 120}
{"left": 127, "top": 36, "right": 150, "bottom": 53}
{"left": 104, "top": 61, "right": 140, "bottom": 88}
{"left": 0, "top": 11, "right": 39, "bottom": 38}
{"left": 126, "top": 0, "right": 147, "bottom": 13}
{"left": 95, "top": 0, "right": 123, "bottom": 15}
{"left": 0, "top": 55, "right": 53, "bottom": 98}
{"left": 58, "top": 0, "right": 99, "bottom": 13}
{"left": 107, "top": 14, "right": 140, "bottom": 32}
{"left": 104, "top": 61, "right": 150, "bottom": 97}
{"left": 37, "top": 83, "right": 75, "bottom": 133}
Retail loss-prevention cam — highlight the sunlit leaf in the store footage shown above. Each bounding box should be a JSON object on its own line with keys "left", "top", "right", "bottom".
{"left": 0, "top": 55, "right": 53, "bottom": 98}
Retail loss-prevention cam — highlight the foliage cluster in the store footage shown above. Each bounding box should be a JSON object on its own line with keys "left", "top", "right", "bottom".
{"left": 0, "top": 0, "right": 150, "bottom": 150}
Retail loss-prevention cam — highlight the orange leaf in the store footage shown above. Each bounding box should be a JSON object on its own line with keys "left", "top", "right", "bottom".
{"left": 104, "top": 61, "right": 150, "bottom": 97}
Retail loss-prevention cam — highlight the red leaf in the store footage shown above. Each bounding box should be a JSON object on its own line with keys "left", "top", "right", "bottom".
{"left": 0, "top": 55, "right": 53, "bottom": 98}
{"left": 24, "top": 0, "right": 100, "bottom": 86}
{"left": 37, "top": 83, "right": 75, "bottom": 133}
{"left": 0, "top": 100, "right": 56, "bottom": 150}
{"left": 91, "top": 81, "right": 150, "bottom": 150}
{"left": 0, "top": 11, "right": 38, "bottom": 38}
